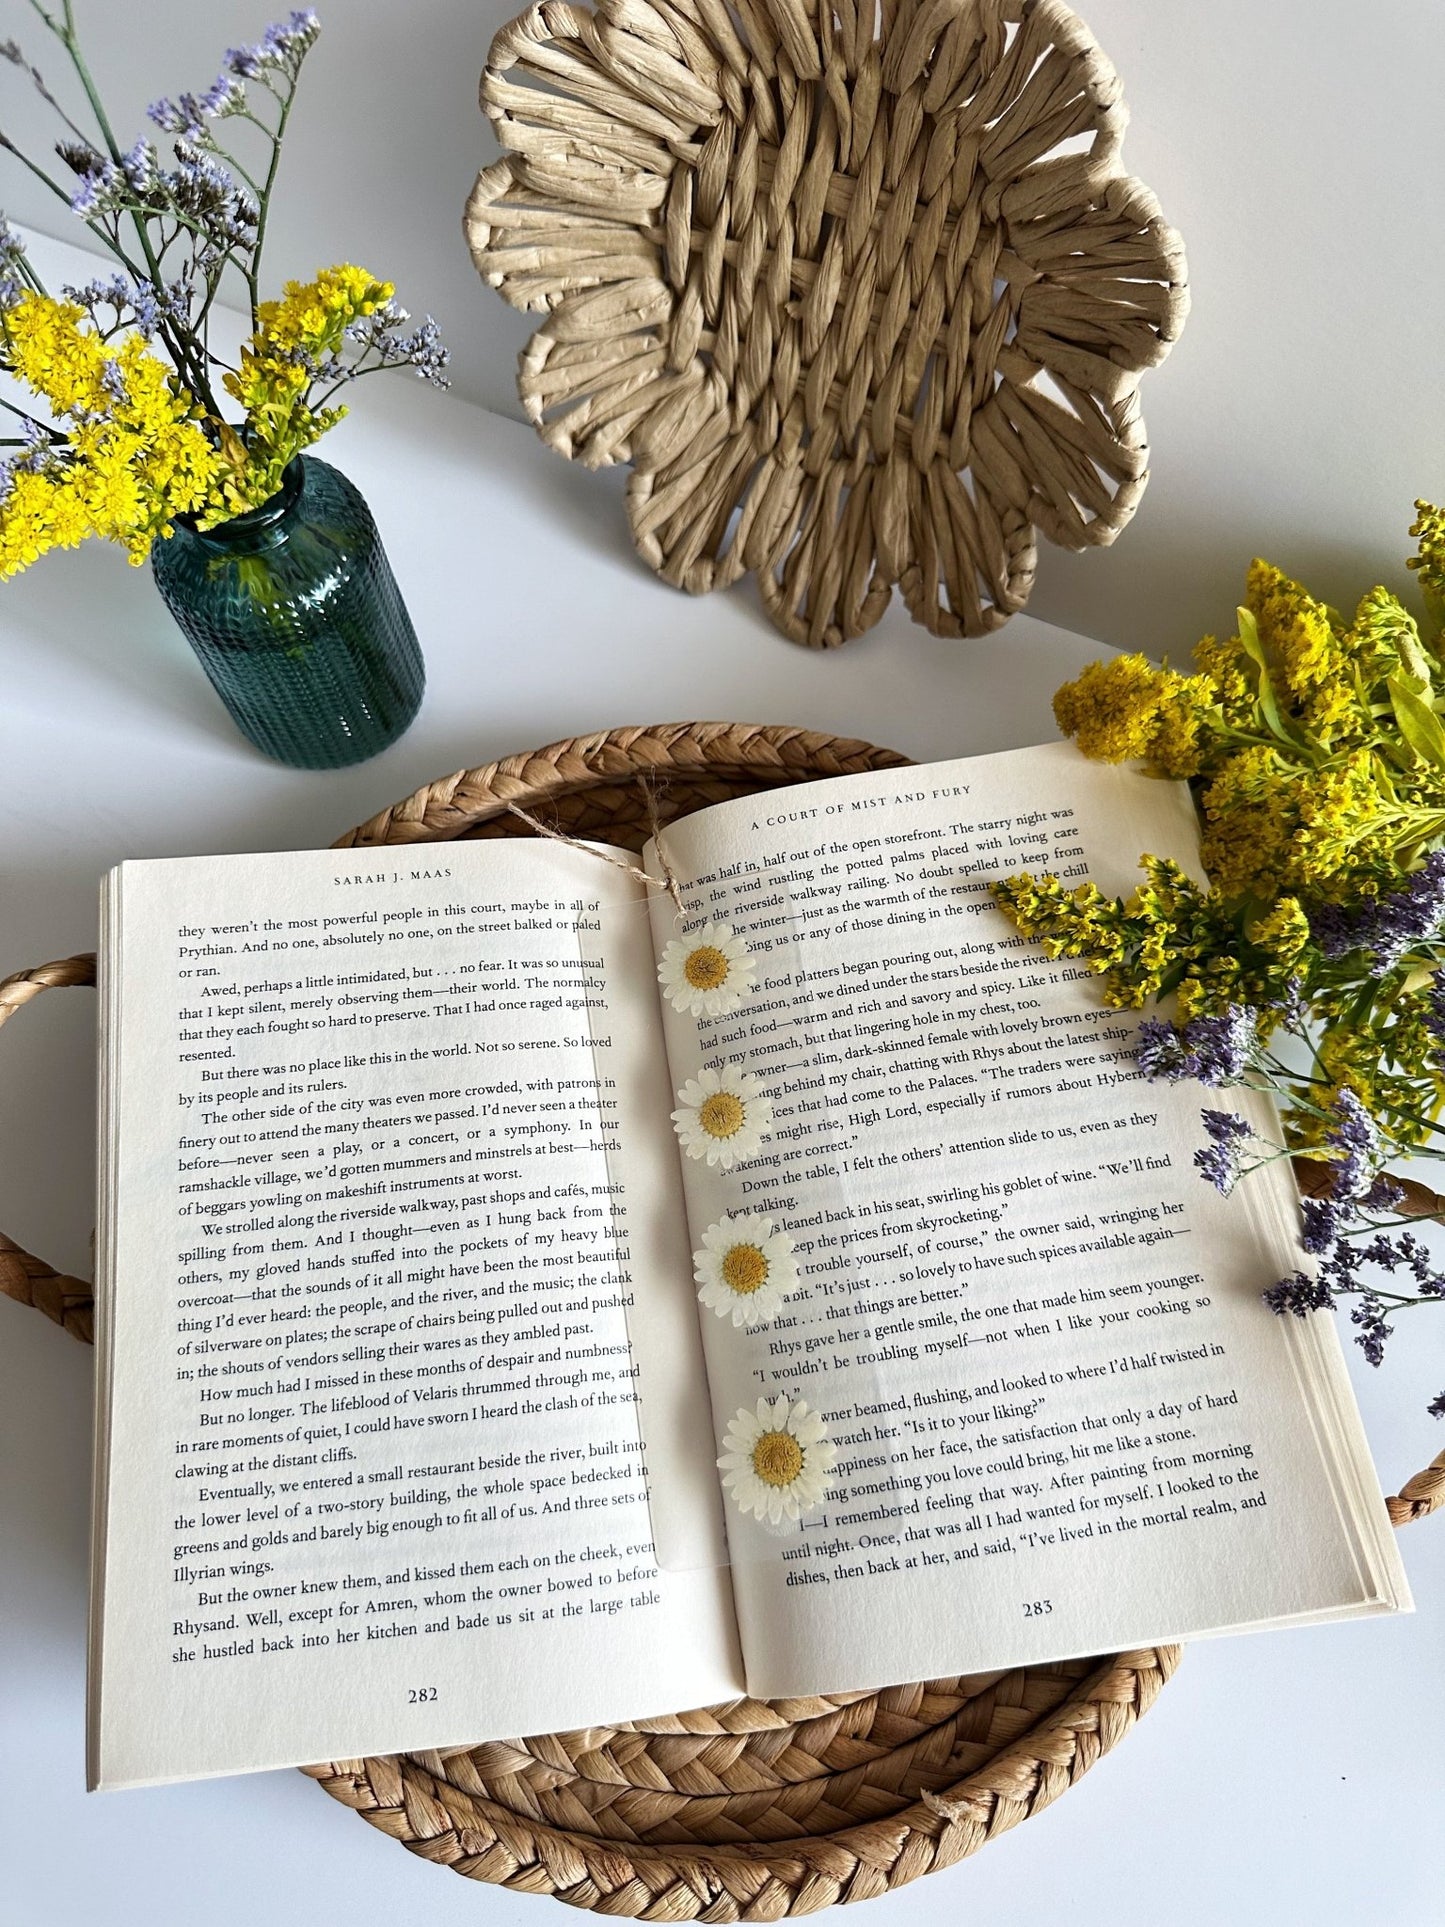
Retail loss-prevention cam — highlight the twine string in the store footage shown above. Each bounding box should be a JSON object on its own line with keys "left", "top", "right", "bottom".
{"left": 505, "top": 801, "right": 687, "bottom": 914}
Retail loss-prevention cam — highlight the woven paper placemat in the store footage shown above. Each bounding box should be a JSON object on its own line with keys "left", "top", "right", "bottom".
{"left": 467, "top": 0, "right": 1189, "bottom": 646}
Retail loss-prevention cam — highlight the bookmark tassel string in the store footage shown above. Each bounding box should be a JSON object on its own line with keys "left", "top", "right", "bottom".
{"left": 505, "top": 799, "right": 686, "bottom": 916}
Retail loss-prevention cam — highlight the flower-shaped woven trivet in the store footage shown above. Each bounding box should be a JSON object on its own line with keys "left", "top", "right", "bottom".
{"left": 466, "top": 0, "right": 1188, "bottom": 646}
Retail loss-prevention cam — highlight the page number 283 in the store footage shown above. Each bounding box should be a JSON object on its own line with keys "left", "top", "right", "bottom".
{"left": 1022, "top": 1600, "right": 1052, "bottom": 1618}
{"left": 408, "top": 1686, "right": 439, "bottom": 1704}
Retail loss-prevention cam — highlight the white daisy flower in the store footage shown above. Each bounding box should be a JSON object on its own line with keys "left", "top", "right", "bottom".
{"left": 671, "top": 1062, "right": 773, "bottom": 1169}
{"left": 694, "top": 1214, "right": 800, "bottom": 1327}
{"left": 657, "top": 920, "right": 757, "bottom": 1018}
{"left": 718, "top": 1396, "right": 835, "bottom": 1526}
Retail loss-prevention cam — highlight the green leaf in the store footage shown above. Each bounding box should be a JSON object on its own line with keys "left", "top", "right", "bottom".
{"left": 1235, "top": 606, "right": 1299, "bottom": 747}
{"left": 1387, "top": 673, "right": 1445, "bottom": 769}
{"left": 1234, "top": 604, "right": 1269, "bottom": 671}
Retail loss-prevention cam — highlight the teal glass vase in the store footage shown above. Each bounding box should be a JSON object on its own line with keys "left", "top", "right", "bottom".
{"left": 151, "top": 455, "right": 424, "bottom": 768}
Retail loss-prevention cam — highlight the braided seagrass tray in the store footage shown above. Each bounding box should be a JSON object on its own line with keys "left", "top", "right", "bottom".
{"left": 466, "top": 0, "right": 1189, "bottom": 646}
{"left": 3, "top": 722, "right": 1439, "bottom": 1917}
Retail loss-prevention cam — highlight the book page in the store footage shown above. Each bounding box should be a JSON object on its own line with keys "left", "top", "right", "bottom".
{"left": 648, "top": 744, "right": 1408, "bottom": 1699}
{"left": 92, "top": 839, "right": 738, "bottom": 1789}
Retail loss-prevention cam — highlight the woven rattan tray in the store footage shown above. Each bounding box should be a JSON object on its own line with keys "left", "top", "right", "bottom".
{"left": 3, "top": 721, "right": 1438, "bottom": 1916}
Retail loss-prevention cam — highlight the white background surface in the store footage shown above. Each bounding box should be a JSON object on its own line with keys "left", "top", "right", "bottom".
{"left": 0, "top": 8, "right": 1442, "bottom": 1919}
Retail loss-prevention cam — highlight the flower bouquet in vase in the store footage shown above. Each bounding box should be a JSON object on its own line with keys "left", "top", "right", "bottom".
{"left": 0, "top": 6, "right": 448, "bottom": 767}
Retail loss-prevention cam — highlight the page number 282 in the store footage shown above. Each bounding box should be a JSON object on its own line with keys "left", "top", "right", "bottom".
{"left": 408, "top": 1686, "right": 439, "bottom": 1704}
{"left": 1022, "top": 1600, "right": 1052, "bottom": 1618}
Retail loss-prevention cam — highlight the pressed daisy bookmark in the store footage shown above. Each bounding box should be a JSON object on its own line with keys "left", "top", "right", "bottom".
{"left": 657, "top": 920, "right": 757, "bottom": 1018}
{"left": 672, "top": 1062, "right": 773, "bottom": 1170}
{"left": 694, "top": 1214, "right": 800, "bottom": 1327}
{"left": 718, "top": 1397, "right": 836, "bottom": 1526}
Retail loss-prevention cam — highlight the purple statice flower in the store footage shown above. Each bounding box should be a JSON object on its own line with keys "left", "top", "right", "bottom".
{"left": 0, "top": 422, "right": 60, "bottom": 509}
{"left": 269, "top": 10, "right": 321, "bottom": 54}
{"left": 1138, "top": 1006, "right": 1256, "bottom": 1088}
{"left": 200, "top": 73, "right": 244, "bottom": 118}
{"left": 60, "top": 273, "right": 155, "bottom": 339}
{"left": 1193, "top": 1108, "right": 1254, "bottom": 1194}
{"left": 394, "top": 315, "right": 449, "bottom": 386}
{"left": 1348, "top": 1292, "right": 1394, "bottom": 1367}
{"left": 99, "top": 356, "right": 128, "bottom": 406}
{"left": 1263, "top": 1270, "right": 1335, "bottom": 1318}
{"left": 1299, "top": 1194, "right": 1345, "bottom": 1254}
{"left": 1136, "top": 1017, "right": 1197, "bottom": 1080}
{"left": 0, "top": 216, "right": 28, "bottom": 306}
{"left": 1194, "top": 1142, "right": 1235, "bottom": 1193}
{"left": 165, "top": 143, "right": 257, "bottom": 261}
{"left": 223, "top": 42, "right": 266, "bottom": 80}
{"left": 0, "top": 414, "right": 64, "bottom": 507}
{"left": 1276, "top": 975, "right": 1306, "bottom": 1028}
{"left": 1393, "top": 1230, "right": 1445, "bottom": 1293}
{"left": 54, "top": 139, "right": 102, "bottom": 178}
{"left": 1429, "top": 1392, "right": 1445, "bottom": 1420}
{"left": 1185, "top": 1007, "right": 1257, "bottom": 1085}
{"left": 1320, "top": 1087, "right": 1380, "bottom": 1200}
{"left": 153, "top": 274, "right": 196, "bottom": 330}
{"left": 128, "top": 281, "right": 161, "bottom": 335}
{"left": 18, "top": 414, "right": 54, "bottom": 463}
{"left": 62, "top": 273, "right": 134, "bottom": 307}
{"left": 1310, "top": 852, "right": 1445, "bottom": 975}
{"left": 121, "top": 139, "right": 158, "bottom": 195}
{"left": 347, "top": 303, "right": 451, "bottom": 388}
{"left": 69, "top": 161, "right": 122, "bottom": 218}
{"left": 1361, "top": 1173, "right": 1406, "bottom": 1213}
{"left": 1294, "top": 1091, "right": 1384, "bottom": 1232}
{"left": 1287, "top": 1215, "right": 1445, "bottom": 1371}
{"left": 3, "top": 418, "right": 69, "bottom": 494}
{"left": 148, "top": 94, "right": 207, "bottom": 141}
{"left": 225, "top": 10, "right": 321, "bottom": 80}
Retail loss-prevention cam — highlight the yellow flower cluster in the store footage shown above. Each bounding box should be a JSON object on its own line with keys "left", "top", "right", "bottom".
{"left": 995, "top": 853, "right": 1310, "bottom": 1038}
{"left": 1049, "top": 537, "right": 1445, "bottom": 908}
{"left": 0, "top": 268, "right": 402, "bottom": 567}
{"left": 0, "top": 294, "right": 221, "bottom": 574}
{"left": 210, "top": 265, "right": 392, "bottom": 522}
{"left": 1051, "top": 654, "right": 1214, "bottom": 777}
{"left": 1408, "top": 499, "right": 1445, "bottom": 631}
{"left": 995, "top": 510, "right": 1445, "bottom": 1093}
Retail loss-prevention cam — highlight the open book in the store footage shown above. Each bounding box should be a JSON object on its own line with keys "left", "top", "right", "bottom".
{"left": 91, "top": 742, "right": 1410, "bottom": 1787}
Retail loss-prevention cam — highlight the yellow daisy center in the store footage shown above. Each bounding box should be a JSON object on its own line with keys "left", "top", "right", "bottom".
{"left": 751, "top": 1430, "right": 804, "bottom": 1487}
{"left": 684, "top": 944, "right": 730, "bottom": 990}
{"left": 721, "top": 1243, "right": 769, "bottom": 1295}
{"left": 698, "top": 1091, "right": 745, "bottom": 1139}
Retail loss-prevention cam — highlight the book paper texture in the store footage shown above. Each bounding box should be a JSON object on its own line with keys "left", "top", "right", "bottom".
{"left": 92, "top": 841, "right": 738, "bottom": 1787}
{"left": 647, "top": 747, "right": 1409, "bottom": 1694}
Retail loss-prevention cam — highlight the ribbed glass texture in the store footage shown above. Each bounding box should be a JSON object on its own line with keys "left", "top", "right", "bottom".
{"left": 152, "top": 456, "right": 425, "bottom": 768}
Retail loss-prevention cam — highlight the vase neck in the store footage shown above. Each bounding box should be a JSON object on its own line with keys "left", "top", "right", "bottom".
{"left": 192, "top": 459, "right": 305, "bottom": 553}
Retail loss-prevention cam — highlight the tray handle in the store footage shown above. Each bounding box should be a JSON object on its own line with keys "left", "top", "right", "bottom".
{"left": 0, "top": 955, "right": 96, "bottom": 1344}
{"left": 0, "top": 952, "right": 1440, "bottom": 1521}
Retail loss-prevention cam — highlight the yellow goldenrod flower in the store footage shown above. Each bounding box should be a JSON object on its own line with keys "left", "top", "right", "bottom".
{"left": 0, "top": 293, "right": 221, "bottom": 575}
{"left": 207, "top": 264, "right": 392, "bottom": 522}
{"left": 1052, "top": 654, "right": 1213, "bottom": 777}
{"left": 1246, "top": 558, "right": 1344, "bottom": 700}
{"left": 1408, "top": 499, "right": 1445, "bottom": 631}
